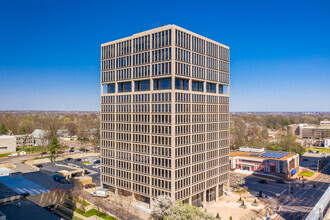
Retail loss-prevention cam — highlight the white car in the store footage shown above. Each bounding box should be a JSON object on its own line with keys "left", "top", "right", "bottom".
{"left": 20, "top": 151, "right": 26, "bottom": 156}
{"left": 8, "top": 153, "right": 18, "bottom": 157}
{"left": 74, "top": 150, "right": 81, "bottom": 153}
{"left": 93, "top": 165, "right": 100, "bottom": 169}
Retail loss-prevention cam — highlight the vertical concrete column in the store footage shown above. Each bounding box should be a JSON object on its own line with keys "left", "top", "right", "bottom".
{"left": 149, "top": 197, "right": 153, "bottom": 209}
{"left": 188, "top": 196, "right": 192, "bottom": 205}
{"left": 216, "top": 185, "right": 219, "bottom": 201}
{"left": 203, "top": 190, "right": 207, "bottom": 208}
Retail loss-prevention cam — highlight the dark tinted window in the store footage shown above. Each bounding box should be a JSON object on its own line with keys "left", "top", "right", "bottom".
{"left": 118, "top": 82, "right": 131, "bottom": 92}
{"left": 175, "top": 78, "right": 189, "bottom": 90}
{"left": 192, "top": 81, "right": 203, "bottom": 92}
{"left": 207, "top": 83, "right": 216, "bottom": 93}
{"left": 135, "top": 80, "right": 150, "bottom": 91}
{"left": 154, "top": 78, "right": 172, "bottom": 90}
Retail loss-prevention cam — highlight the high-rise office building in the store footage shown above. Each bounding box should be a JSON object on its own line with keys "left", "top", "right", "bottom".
{"left": 100, "top": 25, "right": 230, "bottom": 208}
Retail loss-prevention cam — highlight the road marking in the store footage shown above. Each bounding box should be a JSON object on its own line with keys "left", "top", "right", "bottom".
{"left": 280, "top": 189, "right": 287, "bottom": 194}
{"left": 293, "top": 188, "right": 303, "bottom": 197}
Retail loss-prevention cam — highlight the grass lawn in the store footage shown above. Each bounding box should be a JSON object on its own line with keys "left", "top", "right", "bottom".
{"left": 307, "top": 147, "right": 330, "bottom": 153}
{"left": 0, "top": 152, "right": 12, "bottom": 158}
{"left": 299, "top": 171, "right": 314, "bottom": 177}
{"left": 75, "top": 208, "right": 117, "bottom": 220}
{"left": 77, "top": 199, "right": 91, "bottom": 206}
{"left": 234, "top": 189, "right": 248, "bottom": 194}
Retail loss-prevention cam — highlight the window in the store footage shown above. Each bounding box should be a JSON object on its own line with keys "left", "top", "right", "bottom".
{"left": 192, "top": 81, "right": 203, "bottom": 92}
{"left": 175, "top": 78, "right": 189, "bottom": 90}
{"left": 135, "top": 80, "right": 150, "bottom": 91}
{"left": 154, "top": 78, "right": 172, "bottom": 90}
{"left": 118, "top": 82, "right": 131, "bottom": 93}
{"left": 206, "top": 83, "right": 216, "bottom": 93}
{"left": 219, "top": 85, "right": 228, "bottom": 94}
{"left": 103, "top": 83, "right": 115, "bottom": 94}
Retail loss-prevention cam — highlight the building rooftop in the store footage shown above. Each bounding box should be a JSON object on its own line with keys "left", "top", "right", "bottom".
{"left": 101, "top": 24, "right": 229, "bottom": 49}
{"left": 230, "top": 151, "right": 297, "bottom": 161}
{"left": 0, "top": 182, "right": 18, "bottom": 200}
{"left": 0, "top": 176, "right": 49, "bottom": 196}
{"left": 0, "top": 198, "right": 61, "bottom": 220}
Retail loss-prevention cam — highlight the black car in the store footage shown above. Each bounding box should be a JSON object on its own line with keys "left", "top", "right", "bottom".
{"left": 94, "top": 160, "right": 100, "bottom": 164}
{"left": 258, "top": 180, "right": 268, "bottom": 184}
{"left": 69, "top": 149, "right": 74, "bottom": 152}
{"left": 40, "top": 152, "right": 47, "bottom": 155}
{"left": 316, "top": 151, "right": 320, "bottom": 154}
{"left": 19, "top": 192, "right": 30, "bottom": 198}
{"left": 75, "top": 158, "right": 82, "bottom": 162}
{"left": 35, "top": 164, "right": 43, "bottom": 168}
{"left": 65, "top": 157, "right": 73, "bottom": 161}
{"left": 302, "top": 158, "right": 309, "bottom": 161}
{"left": 275, "top": 180, "right": 285, "bottom": 184}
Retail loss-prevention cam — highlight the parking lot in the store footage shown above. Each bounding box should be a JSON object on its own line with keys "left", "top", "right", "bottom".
{"left": 38, "top": 156, "right": 101, "bottom": 186}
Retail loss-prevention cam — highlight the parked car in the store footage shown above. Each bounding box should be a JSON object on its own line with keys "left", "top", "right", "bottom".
{"left": 84, "top": 183, "right": 96, "bottom": 189}
{"left": 19, "top": 192, "right": 30, "bottom": 198}
{"left": 84, "top": 169, "right": 90, "bottom": 174}
{"left": 20, "top": 151, "right": 26, "bottom": 156}
{"left": 35, "top": 164, "right": 43, "bottom": 168}
{"left": 258, "top": 180, "right": 268, "bottom": 184}
{"left": 94, "top": 160, "right": 100, "bottom": 164}
{"left": 75, "top": 158, "right": 82, "bottom": 162}
{"left": 308, "top": 150, "right": 313, "bottom": 153}
{"left": 41, "top": 152, "right": 47, "bottom": 155}
{"left": 316, "top": 151, "right": 320, "bottom": 154}
{"left": 53, "top": 175, "right": 70, "bottom": 184}
{"left": 69, "top": 149, "right": 74, "bottom": 153}
{"left": 74, "top": 150, "right": 81, "bottom": 153}
{"left": 65, "top": 158, "right": 73, "bottom": 161}
{"left": 93, "top": 165, "right": 100, "bottom": 169}
{"left": 90, "top": 189, "right": 108, "bottom": 198}
{"left": 8, "top": 153, "right": 18, "bottom": 157}
{"left": 275, "top": 180, "right": 285, "bottom": 184}
{"left": 83, "top": 162, "right": 90, "bottom": 165}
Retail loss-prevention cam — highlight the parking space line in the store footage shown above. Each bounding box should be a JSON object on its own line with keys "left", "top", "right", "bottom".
{"left": 280, "top": 189, "right": 287, "bottom": 194}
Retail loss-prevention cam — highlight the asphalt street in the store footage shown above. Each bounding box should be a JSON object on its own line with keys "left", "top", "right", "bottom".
{"left": 234, "top": 165, "right": 330, "bottom": 220}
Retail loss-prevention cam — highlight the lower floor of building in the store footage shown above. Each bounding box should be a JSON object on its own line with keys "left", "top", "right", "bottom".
{"left": 102, "top": 182, "right": 227, "bottom": 209}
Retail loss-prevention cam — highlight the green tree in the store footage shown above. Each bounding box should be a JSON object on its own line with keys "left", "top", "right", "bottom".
{"left": 281, "top": 119, "right": 291, "bottom": 128}
{"left": 0, "top": 123, "right": 8, "bottom": 135}
{"left": 49, "top": 136, "right": 60, "bottom": 162}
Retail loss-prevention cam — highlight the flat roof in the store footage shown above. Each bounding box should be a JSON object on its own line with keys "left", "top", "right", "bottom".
{"left": 230, "top": 151, "right": 297, "bottom": 161}
{"left": 0, "top": 176, "right": 49, "bottom": 196}
{"left": 102, "top": 24, "right": 229, "bottom": 49}
{"left": 0, "top": 198, "right": 61, "bottom": 220}
{"left": 0, "top": 182, "right": 18, "bottom": 199}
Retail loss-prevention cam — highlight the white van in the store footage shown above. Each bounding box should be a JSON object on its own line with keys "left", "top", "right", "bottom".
{"left": 90, "top": 188, "right": 108, "bottom": 198}
{"left": 8, "top": 153, "right": 18, "bottom": 157}
{"left": 20, "top": 151, "right": 26, "bottom": 156}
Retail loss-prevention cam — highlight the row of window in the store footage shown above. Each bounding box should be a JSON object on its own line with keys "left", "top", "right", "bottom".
{"left": 103, "top": 78, "right": 228, "bottom": 94}
{"left": 101, "top": 94, "right": 228, "bottom": 106}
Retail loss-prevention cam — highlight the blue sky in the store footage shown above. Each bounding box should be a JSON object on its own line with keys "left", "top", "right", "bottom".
{"left": 0, "top": 0, "right": 329, "bottom": 112}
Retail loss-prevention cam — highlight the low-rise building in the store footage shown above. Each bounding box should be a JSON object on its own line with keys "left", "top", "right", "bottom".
{"left": 32, "top": 129, "right": 49, "bottom": 146}
{"left": 15, "top": 135, "right": 34, "bottom": 148}
{"left": 0, "top": 136, "right": 16, "bottom": 154}
{"left": 230, "top": 147, "right": 299, "bottom": 178}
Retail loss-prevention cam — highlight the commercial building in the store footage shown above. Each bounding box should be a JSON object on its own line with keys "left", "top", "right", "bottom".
{"left": 15, "top": 135, "right": 34, "bottom": 148}
{"left": 100, "top": 25, "right": 230, "bottom": 207}
{"left": 288, "top": 121, "right": 330, "bottom": 139}
{"left": 230, "top": 147, "right": 299, "bottom": 178}
{"left": 0, "top": 136, "right": 16, "bottom": 154}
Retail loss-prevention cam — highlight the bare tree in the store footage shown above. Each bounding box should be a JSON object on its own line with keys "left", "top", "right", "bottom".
{"left": 230, "top": 174, "right": 245, "bottom": 189}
